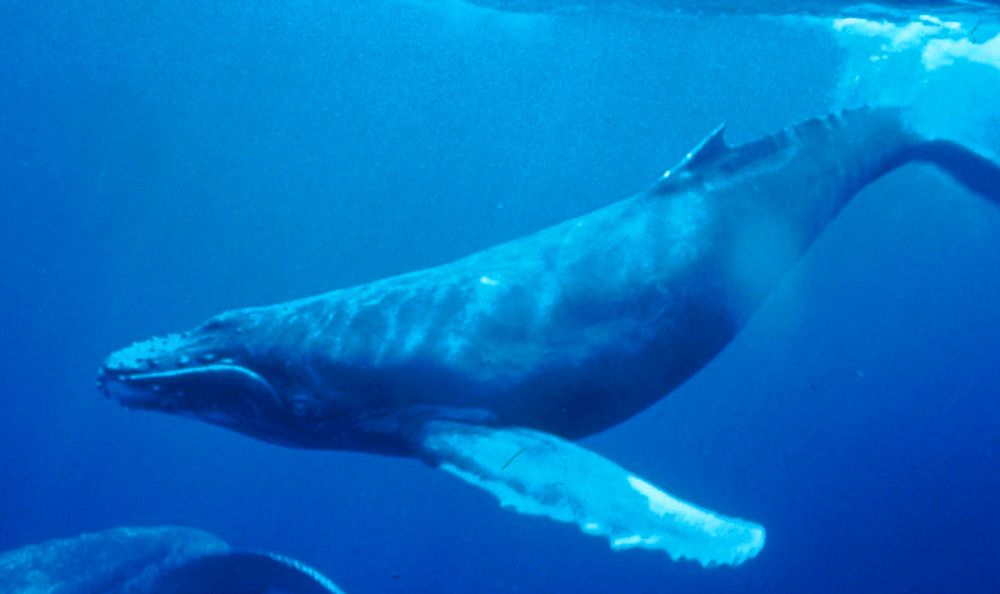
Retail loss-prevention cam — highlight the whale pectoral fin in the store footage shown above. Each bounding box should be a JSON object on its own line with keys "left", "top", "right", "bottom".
{"left": 414, "top": 420, "right": 765, "bottom": 567}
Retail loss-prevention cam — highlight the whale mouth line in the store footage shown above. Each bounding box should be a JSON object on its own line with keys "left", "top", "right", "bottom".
{"left": 100, "top": 364, "right": 276, "bottom": 410}
{"left": 122, "top": 365, "right": 255, "bottom": 383}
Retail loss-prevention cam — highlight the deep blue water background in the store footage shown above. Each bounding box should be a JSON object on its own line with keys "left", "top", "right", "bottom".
{"left": 2, "top": 2, "right": 999, "bottom": 593}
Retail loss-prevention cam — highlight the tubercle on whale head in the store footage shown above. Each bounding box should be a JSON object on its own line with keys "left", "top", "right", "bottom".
{"left": 96, "top": 308, "right": 347, "bottom": 447}
{"left": 102, "top": 312, "right": 225, "bottom": 374}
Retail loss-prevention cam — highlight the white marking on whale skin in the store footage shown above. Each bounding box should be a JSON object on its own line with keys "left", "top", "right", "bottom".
{"left": 625, "top": 475, "right": 765, "bottom": 564}
{"left": 402, "top": 287, "right": 442, "bottom": 355}
{"left": 402, "top": 324, "right": 429, "bottom": 355}
{"left": 261, "top": 552, "right": 346, "bottom": 594}
{"left": 320, "top": 310, "right": 345, "bottom": 357}
{"left": 613, "top": 534, "right": 659, "bottom": 547}
{"left": 428, "top": 276, "right": 496, "bottom": 364}
{"left": 373, "top": 299, "right": 403, "bottom": 363}
{"left": 334, "top": 299, "right": 364, "bottom": 355}
{"left": 442, "top": 325, "right": 472, "bottom": 362}
{"left": 627, "top": 475, "right": 726, "bottom": 531}
{"left": 666, "top": 194, "right": 709, "bottom": 262}
{"left": 479, "top": 275, "right": 499, "bottom": 286}
{"left": 532, "top": 273, "right": 560, "bottom": 330}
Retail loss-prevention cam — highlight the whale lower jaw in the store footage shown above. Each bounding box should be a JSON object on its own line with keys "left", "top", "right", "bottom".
{"left": 99, "top": 364, "right": 277, "bottom": 412}
{"left": 99, "top": 374, "right": 172, "bottom": 410}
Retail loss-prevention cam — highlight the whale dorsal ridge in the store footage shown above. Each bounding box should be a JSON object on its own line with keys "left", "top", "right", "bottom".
{"left": 660, "top": 123, "right": 728, "bottom": 183}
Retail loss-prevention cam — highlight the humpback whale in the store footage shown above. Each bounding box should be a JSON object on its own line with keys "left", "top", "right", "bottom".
{"left": 0, "top": 526, "right": 345, "bottom": 594}
{"left": 98, "top": 107, "right": 1000, "bottom": 567}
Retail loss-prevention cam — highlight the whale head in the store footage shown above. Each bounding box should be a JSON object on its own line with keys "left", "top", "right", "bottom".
{"left": 97, "top": 308, "right": 346, "bottom": 448}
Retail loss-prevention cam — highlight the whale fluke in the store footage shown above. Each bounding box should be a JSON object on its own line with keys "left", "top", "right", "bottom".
{"left": 416, "top": 421, "right": 764, "bottom": 567}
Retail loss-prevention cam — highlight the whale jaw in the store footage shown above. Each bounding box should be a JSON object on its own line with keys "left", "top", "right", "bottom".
{"left": 97, "top": 327, "right": 280, "bottom": 423}
{"left": 99, "top": 363, "right": 278, "bottom": 414}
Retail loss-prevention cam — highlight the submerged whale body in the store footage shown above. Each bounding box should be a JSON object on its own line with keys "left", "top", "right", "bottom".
{"left": 0, "top": 526, "right": 344, "bottom": 594}
{"left": 99, "top": 107, "right": 1000, "bottom": 567}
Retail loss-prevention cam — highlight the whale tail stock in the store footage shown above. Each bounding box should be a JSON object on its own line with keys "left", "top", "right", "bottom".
{"left": 798, "top": 105, "right": 1000, "bottom": 207}
{"left": 900, "top": 137, "right": 1000, "bottom": 203}
{"left": 652, "top": 105, "right": 1000, "bottom": 253}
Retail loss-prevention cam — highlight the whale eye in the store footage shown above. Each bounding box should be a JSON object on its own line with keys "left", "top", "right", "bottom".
{"left": 200, "top": 318, "right": 227, "bottom": 331}
{"left": 199, "top": 313, "right": 243, "bottom": 333}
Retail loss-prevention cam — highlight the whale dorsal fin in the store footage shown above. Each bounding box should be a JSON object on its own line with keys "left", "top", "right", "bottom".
{"left": 414, "top": 420, "right": 765, "bottom": 567}
{"left": 655, "top": 123, "right": 728, "bottom": 191}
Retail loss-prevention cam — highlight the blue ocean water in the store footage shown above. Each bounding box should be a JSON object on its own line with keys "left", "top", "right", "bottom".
{"left": 2, "top": 2, "right": 999, "bottom": 593}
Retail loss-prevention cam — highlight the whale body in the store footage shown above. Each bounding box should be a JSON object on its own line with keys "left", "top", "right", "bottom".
{"left": 99, "top": 107, "right": 1000, "bottom": 567}
{"left": 0, "top": 526, "right": 345, "bottom": 594}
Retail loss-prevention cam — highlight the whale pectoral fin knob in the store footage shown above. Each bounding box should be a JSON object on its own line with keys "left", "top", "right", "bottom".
{"left": 413, "top": 420, "right": 765, "bottom": 567}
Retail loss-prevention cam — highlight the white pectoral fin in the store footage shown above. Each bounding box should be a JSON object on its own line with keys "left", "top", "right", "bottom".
{"left": 415, "top": 421, "right": 765, "bottom": 567}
